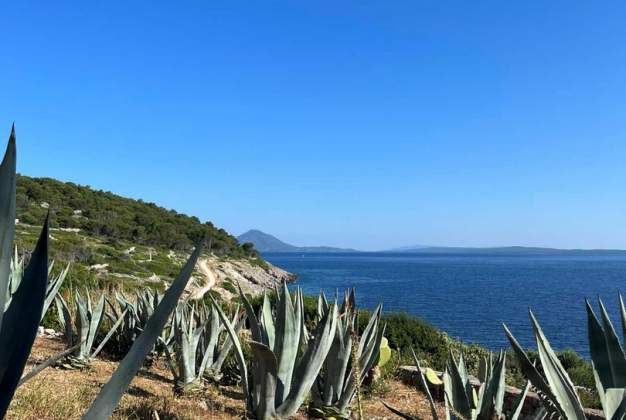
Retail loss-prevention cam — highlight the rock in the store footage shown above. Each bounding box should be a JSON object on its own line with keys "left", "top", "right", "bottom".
{"left": 38, "top": 326, "right": 44, "bottom": 336}
{"left": 89, "top": 263, "right": 109, "bottom": 271}
{"left": 44, "top": 328, "right": 56, "bottom": 336}
{"left": 147, "top": 273, "right": 161, "bottom": 283}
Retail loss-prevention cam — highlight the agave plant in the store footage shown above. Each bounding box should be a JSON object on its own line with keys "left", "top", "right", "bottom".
{"left": 212, "top": 283, "right": 338, "bottom": 419}
{"left": 82, "top": 241, "right": 206, "bottom": 419}
{"left": 311, "top": 290, "right": 385, "bottom": 418}
{"left": 384, "top": 349, "right": 529, "bottom": 420}
{"left": 105, "top": 289, "right": 170, "bottom": 359}
{"left": 161, "top": 302, "right": 245, "bottom": 393}
{"left": 6, "top": 248, "right": 69, "bottom": 321}
{"left": 505, "top": 298, "right": 626, "bottom": 420}
{"left": 0, "top": 126, "right": 51, "bottom": 417}
{"left": 55, "top": 290, "right": 124, "bottom": 366}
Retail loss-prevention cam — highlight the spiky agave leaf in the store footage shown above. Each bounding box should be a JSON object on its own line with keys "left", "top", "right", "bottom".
{"left": 587, "top": 298, "right": 626, "bottom": 419}
{"left": 529, "top": 310, "right": 586, "bottom": 420}
{"left": 412, "top": 348, "right": 439, "bottom": 420}
{"left": 504, "top": 311, "right": 586, "bottom": 420}
{"left": 276, "top": 303, "right": 338, "bottom": 418}
{"left": 41, "top": 262, "right": 69, "bottom": 321}
{"left": 0, "top": 126, "right": 15, "bottom": 333}
{"left": 82, "top": 241, "right": 205, "bottom": 420}
{"left": 210, "top": 295, "right": 251, "bottom": 413}
{"left": 443, "top": 351, "right": 472, "bottom": 420}
{"left": 0, "top": 216, "right": 48, "bottom": 417}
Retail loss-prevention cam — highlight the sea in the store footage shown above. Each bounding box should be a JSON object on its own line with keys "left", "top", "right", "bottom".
{"left": 263, "top": 252, "right": 626, "bottom": 356}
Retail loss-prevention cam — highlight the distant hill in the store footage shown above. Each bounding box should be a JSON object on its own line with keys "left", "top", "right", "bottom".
{"left": 238, "top": 230, "right": 358, "bottom": 253}
{"left": 384, "top": 245, "right": 626, "bottom": 255}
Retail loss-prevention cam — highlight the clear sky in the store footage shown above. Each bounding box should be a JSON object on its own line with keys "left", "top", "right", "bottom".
{"left": 3, "top": 1, "right": 626, "bottom": 251}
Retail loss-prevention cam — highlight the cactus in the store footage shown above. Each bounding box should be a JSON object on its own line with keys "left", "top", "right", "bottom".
{"left": 311, "top": 290, "right": 385, "bottom": 417}
{"left": 160, "top": 302, "right": 245, "bottom": 393}
{"left": 212, "top": 283, "right": 338, "bottom": 419}
{"left": 0, "top": 127, "right": 51, "bottom": 417}
{"left": 377, "top": 336, "right": 392, "bottom": 368}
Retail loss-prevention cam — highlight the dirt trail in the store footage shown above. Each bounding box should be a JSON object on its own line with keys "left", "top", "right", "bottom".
{"left": 186, "top": 258, "right": 217, "bottom": 300}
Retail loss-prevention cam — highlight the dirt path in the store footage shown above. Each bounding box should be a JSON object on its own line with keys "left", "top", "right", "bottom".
{"left": 186, "top": 258, "right": 217, "bottom": 300}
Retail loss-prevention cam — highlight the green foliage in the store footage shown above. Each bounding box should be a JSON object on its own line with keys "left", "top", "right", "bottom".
{"left": 215, "top": 285, "right": 339, "bottom": 419}
{"left": 312, "top": 290, "right": 385, "bottom": 416}
{"left": 16, "top": 174, "right": 256, "bottom": 258}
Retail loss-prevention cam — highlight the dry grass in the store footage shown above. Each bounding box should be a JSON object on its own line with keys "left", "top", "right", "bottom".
{"left": 7, "top": 337, "right": 439, "bottom": 419}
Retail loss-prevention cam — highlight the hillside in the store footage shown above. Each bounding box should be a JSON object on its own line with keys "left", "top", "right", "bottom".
{"left": 13, "top": 175, "right": 292, "bottom": 296}
{"left": 16, "top": 175, "right": 254, "bottom": 257}
{"left": 238, "top": 229, "right": 358, "bottom": 253}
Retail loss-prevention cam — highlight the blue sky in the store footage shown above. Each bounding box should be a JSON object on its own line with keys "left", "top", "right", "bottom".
{"left": 2, "top": 1, "right": 626, "bottom": 251}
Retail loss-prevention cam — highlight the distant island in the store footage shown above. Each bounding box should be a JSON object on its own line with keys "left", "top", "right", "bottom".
{"left": 384, "top": 245, "right": 626, "bottom": 255}
{"left": 238, "top": 229, "right": 358, "bottom": 253}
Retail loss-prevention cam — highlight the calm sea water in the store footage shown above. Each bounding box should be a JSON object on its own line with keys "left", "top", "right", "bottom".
{"left": 263, "top": 252, "right": 626, "bottom": 356}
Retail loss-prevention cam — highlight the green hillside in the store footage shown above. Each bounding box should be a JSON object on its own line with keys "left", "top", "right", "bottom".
{"left": 13, "top": 174, "right": 260, "bottom": 291}
{"left": 16, "top": 175, "right": 255, "bottom": 257}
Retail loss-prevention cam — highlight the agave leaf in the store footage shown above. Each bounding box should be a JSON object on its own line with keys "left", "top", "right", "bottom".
{"left": 210, "top": 296, "right": 251, "bottom": 413}
{"left": 86, "top": 294, "right": 106, "bottom": 356}
{"left": 382, "top": 402, "right": 419, "bottom": 420}
{"left": 411, "top": 348, "right": 439, "bottom": 420}
{"left": 211, "top": 310, "right": 246, "bottom": 373}
{"left": 477, "top": 351, "right": 506, "bottom": 420}
{"left": 587, "top": 300, "right": 613, "bottom": 389}
{"left": 323, "top": 311, "right": 353, "bottom": 406}
{"left": 91, "top": 308, "right": 128, "bottom": 359}
{"left": 18, "top": 343, "right": 81, "bottom": 387}
{"left": 0, "top": 127, "right": 16, "bottom": 332}
{"left": 619, "top": 293, "right": 626, "bottom": 340}
{"left": 277, "top": 304, "right": 338, "bottom": 418}
{"left": 503, "top": 323, "right": 557, "bottom": 403}
{"left": 238, "top": 283, "right": 262, "bottom": 342}
{"left": 82, "top": 241, "right": 204, "bottom": 420}
{"left": 261, "top": 292, "right": 275, "bottom": 349}
{"left": 443, "top": 352, "right": 471, "bottom": 419}
{"left": 41, "top": 262, "right": 69, "bottom": 321}
{"left": 56, "top": 294, "right": 74, "bottom": 347}
{"left": 274, "top": 282, "right": 300, "bottom": 405}
{"left": 598, "top": 299, "right": 626, "bottom": 387}
{"left": 0, "top": 217, "right": 48, "bottom": 417}
{"left": 250, "top": 341, "right": 279, "bottom": 419}
{"left": 592, "top": 364, "right": 626, "bottom": 420}
{"left": 510, "top": 381, "right": 531, "bottom": 420}
{"left": 529, "top": 310, "right": 585, "bottom": 420}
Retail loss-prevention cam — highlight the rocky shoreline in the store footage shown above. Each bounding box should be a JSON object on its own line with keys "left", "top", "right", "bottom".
{"left": 186, "top": 256, "right": 297, "bottom": 300}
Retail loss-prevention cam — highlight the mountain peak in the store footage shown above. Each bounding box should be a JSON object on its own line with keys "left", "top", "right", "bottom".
{"left": 238, "top": 230, "right": 358, "bottom": 253}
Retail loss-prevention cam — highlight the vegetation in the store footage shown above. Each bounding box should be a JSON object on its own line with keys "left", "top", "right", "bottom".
{"left": 311, "top": 290, "right": 385, "bottom": 418}
{"left": 16, "top": 174, "right": 256, "bottom": 258}
{"left": 504, "top": 298, "right": 626, "bottom": 419}
{"left": 0, "top": 127, "right": 204, "bottom": 419}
